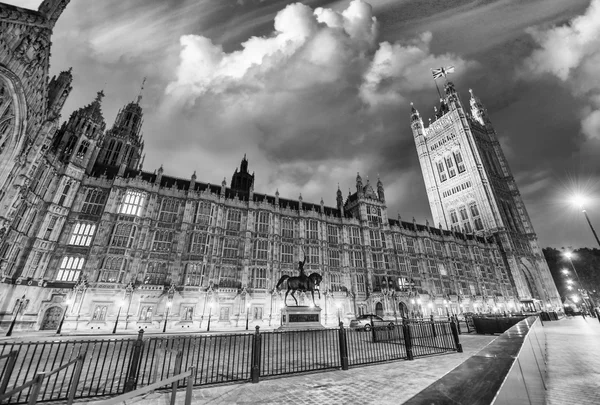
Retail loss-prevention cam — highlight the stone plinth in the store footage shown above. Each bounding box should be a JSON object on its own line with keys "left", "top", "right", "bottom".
{"left": 279, "top": 306, "right": 324, "bottom": 330}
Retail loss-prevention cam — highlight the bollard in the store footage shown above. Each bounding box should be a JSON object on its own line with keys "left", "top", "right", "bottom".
{"left": 124, "top": 329, "right": 145, "bottom": 392}
{"left": 402, "top": 323, "right": 414, "bottom": 360}
{"left": 450, "top": 320, "right": 463, "bottom": 353}
{"left": 251, "top": 326, "right": 262, "bottom": 383}
{"left": 338, "top": 322, "right": 349, "bottom": 370}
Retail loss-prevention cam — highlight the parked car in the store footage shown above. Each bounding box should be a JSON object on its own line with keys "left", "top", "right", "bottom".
{"left": 349, "top": 314, "right": 395, "bottom": 331}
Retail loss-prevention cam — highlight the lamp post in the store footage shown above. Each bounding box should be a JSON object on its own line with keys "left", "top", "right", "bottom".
{"left": 124, "top": 282, "right": 134, "bottom": 330}
{"left": 163, "top": 301, "right": 172, "bottom": 333}
{"left": 245, "top": 302, "right": 251, "bottom": 331}
{"left": 564, "top": 252, "right": 597, "bottom": 312}
{"left": 335, "top": 302, "right": 341, "bottom": 324}
{"left": 207, "top": 302, "right": 213, "bottom": 332}
{"left": 112, "top": 300, "right": 125, "bottom": 334}
{"left": 56, "top": 298, "right": 74, "bottom": 335}
{"left": 6, "top": 295, "right": 26, "bottom": 337}
{"left": 572, "top": 195, "right": 600, "bottom": 248}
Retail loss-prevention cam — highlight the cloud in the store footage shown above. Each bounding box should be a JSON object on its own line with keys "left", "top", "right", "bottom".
{"left": 522, "top": 0, "right": 600, "bottom": 140}
{"left": 162, "top": 0, "right": 472, "bottom": 207}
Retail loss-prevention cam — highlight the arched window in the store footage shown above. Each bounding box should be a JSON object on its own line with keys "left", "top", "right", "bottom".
{"left": 58, "top": 184, "right": 71, "bottom": 206}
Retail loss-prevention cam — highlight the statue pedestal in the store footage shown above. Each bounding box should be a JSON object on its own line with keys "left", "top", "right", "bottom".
{"left": 279, "top": 306, "right": 324, "bottom": 330}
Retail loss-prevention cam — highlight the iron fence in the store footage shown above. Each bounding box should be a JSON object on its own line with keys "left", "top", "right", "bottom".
{"left": 0, "top": 319, "right": 461, "bottom": 404}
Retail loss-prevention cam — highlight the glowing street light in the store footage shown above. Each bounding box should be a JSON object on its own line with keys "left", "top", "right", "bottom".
{"left": 571, "top": 194, "right": 600, "bottom": 248}
{"left": 562, "top": 269, "right": 569, "bottom": 275}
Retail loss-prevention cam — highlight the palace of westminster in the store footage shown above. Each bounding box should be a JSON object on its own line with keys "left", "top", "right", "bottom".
{"left": 0, "top": 1, "right": 560, "bottom": 332}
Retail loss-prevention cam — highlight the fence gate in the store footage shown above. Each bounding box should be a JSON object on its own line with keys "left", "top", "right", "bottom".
{"left": 40, "top": 306, "right": 63, "bottom": 330}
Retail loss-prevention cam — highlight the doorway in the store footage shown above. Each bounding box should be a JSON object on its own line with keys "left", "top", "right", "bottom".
{"left": 40, "top": 306, "right": 63, "bottom": 330}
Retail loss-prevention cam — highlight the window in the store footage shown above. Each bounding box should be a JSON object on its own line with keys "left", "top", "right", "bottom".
{"left": 120, "top": 190, "right": 146, "bottom": 216}
{"left": 307, "top": 246, "right": 320, "bottom": 264}
{"left": 144, "top": 262, "right": 168, "bottom": 285}
{"left": 406, "top": 238, "right": 416, "bottom": 254}
{"left": 327, "top": 225, "right": 339, "bottom": 244}
{"left": 193, "top": 201, "right": 213, "bottom": 226}
{"left": 330, "top": 272, "right": 343, "bottom": 291}
{"left": 226, "top": 209, "right": 242, "bottom": 231}
{"left": 58, "top": 184, "right": 70, "bottom": 206}
{"left": 253, "top": 307, "right": 263, "bottom": 320}
{"left": 459, "top": 207, "right": 469, "bottom": 221}
{"left": 350, "top": 251, "right": 363, "bottom": 268}
{"left": 43, "top": 216, "right": 57, "bottom": 239}
{"left": 281, "top": 218, "right": 294, "bottom": 238}
{"left": 372, "top": 253, "right": 384, "bottom": 269}
{"left": 76, "top": 140, "right": 89, "bottom": 158}
{"left": 427, "top": 259, "right": 437, "bottom": 274}
{"left": 350, "top": 227, "right": 361, "bottom": 245}
{"left": 152, "top": 230, "right": 173, "bottom": 252}
{"left": 464, "top": 222, "right": 473, "bottom": 233}
{"left": 474, "top": 218, "right": 483, "bottom": 231}
{"left": 56, "top": 257, "right": 84, "bottom": 282}
{"left": 450, "top": 211, "right": 458, "bottom": 224}
{"left": 111, "top": 223, "right": 136, "bottom": 248}
{"left": 398, "top": 256, "right": 408, "bottom": 273}
{"left": 109, "top": 141, "right": 122, "bottom": 166}
{"left": 254, "top": 239, "right": 268, "bottom": 260}
{"left": 218, "top": 266, "right": 238, "bottom": 288}
{"left": 445, "top": 156, "right": 456, "bottom": 177}
{"left": 393, "top": 234, "right": 403, "bottom": 251}
{"left": 454, "top": 151, "right": 465, "bottom": 173}
{"left": 437, "top": 161, "right": 447, "bottom": 182}
{"left": 256, "top": 212, "right": 269, "bottom": 234}
{"left": 251, "top": 268, "right": 267, "bottom": 289}
{"left": 409, "top": 259, "right": 419, "bottom": 273}
{"left": 99, "top": 257, "right": 125, "bottom": 283}
{"left": 158, "top": 198, "right": 179, "bottom": 223}
{"left": 469, "top": 203, "right": 480, "bottom": 218}
{"left": 223, "top": 238, "right": 240, "bottom": 259}
{"left": 81, "top": 189, "right": 107, "bottom": 216}
{"left": 424, "top": 239, "right": 433, "bottom": 254}
{"left": 184, "top": 263, "right": 206, "bottom": 286}
{"left": 69, "top": 223, "right": 96, "bottom": 246}
{"left": 369, "top": 230, "right": 381, "bottom": 248}
{"left": 434, "top": 242, "right": 443, "bottom": 256}
{"left": 91, "top": 306, "right": 108, "bottom": 321}
{"left": 329, "top": 249, "right": 340, "bottom": 268}
{"left": 355, "top": 274, "right": 366, "bottom": 293}
{"left": 188, "top": 232, "right": 210, "bottom": 255}
{"left": 182, "top": 306, "right": 194, "bottom": 321}
{"left": 13, "top": 204, "right": 27, "bottom": 230}
{"left": 281, "top": 244, "right": 294, "bottom": 264}
{"left": 139, "top": 306, "right": 153, "bottom": 322}
{"left": 306, "top": 220, "right": 319, "bottom": 240}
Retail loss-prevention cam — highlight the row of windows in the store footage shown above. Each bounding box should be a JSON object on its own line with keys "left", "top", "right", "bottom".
{"left": 449, "top": 202, "right": 484, "bottom": 233}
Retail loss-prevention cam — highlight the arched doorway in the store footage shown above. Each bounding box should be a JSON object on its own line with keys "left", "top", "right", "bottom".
{"left": 375, "top": 302, "right": 383, "bottom": 317}
{"left": 399, "top": 302, "right": 409, "bottom": 318}
{"left": 40, "top": 306, "right": 63, "bottom": 330}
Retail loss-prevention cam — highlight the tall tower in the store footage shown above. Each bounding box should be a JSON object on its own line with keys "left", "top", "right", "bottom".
{"left": 230, "top": 154, "right": 254, "bottom": 194}
{"left": 95, "top": 92, "right": 145, "bottom": 170}
{"left": 411, "top": 81, "right": 561, "bottom": 308}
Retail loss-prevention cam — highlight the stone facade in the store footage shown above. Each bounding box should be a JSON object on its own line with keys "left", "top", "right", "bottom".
{"left": 0, "top": 1, "right": 549, "bottom": 334}
{"left": 411, "top": 81, "right": 561, "bottom": 309}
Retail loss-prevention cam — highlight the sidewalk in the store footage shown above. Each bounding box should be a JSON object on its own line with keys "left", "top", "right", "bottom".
{"left": 86, "top": 334, "right": 496, "bottom": 405}
{"left": 545, "top": 316, "right": 600, "bottom": 405}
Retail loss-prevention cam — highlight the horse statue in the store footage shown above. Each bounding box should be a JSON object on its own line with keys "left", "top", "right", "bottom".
{"left": 276, "top": 272, "right": 322, "bottom": 306}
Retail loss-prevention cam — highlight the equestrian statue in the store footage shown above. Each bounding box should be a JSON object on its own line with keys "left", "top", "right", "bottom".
{"left": 276, "top": 257, "right": 322, "bottom": 306}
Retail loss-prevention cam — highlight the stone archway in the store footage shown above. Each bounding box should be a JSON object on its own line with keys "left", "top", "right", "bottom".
{"left": 40, "top": 306, "right": 63, "bottom": 330}
{"left": 398, "top": 301, "right": 409, "bottom": 318}
{"left": 375, "top": 302, "right": 384, "bottom": 317}
{"left": 520, "top": 259, "right": 542, "bottom": 300}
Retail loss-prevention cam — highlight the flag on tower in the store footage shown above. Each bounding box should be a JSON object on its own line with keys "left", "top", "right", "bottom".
{"left": 432, "top": 66, "right": 455, "bottom": 79}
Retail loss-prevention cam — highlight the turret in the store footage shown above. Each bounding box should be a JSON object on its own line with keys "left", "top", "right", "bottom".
{"left": 231, "top": 154, "right": 254, "bottom": 193}
{"left": 336, "top": 185, "right": 344, "bottom": 216}
{"left": 51, "top": 90, "right": 106, "bottom": 170}
{"left": 38, "top": 0, "right": 70, "bottom": 29}
{"left": 469, "top": 88, "right": 488, "bottom": 126}
{"left": 377, "top": 176, "right": 385, "bottom": 203}
{"left": 96, "top": 82, "right": 145, "bottom": 170}
{"left": 47, "top": 67, "right": 72, "bottom": 120}
{"left": 356, "top": 172, "right": 363, "bottom": 197}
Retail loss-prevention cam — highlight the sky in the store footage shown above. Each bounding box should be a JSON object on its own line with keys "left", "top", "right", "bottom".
{"left": 7, "top": 0, "right": 600, "bottom": 249}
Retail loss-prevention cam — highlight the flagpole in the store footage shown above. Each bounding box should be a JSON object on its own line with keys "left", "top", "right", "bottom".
{"left": 431, "top": 71, "right": 442, "bottom": 99}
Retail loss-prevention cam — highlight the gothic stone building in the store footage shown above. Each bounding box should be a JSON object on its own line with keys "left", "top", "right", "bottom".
{"left": 0, "top": 1, "right": 558, "bottom": 333}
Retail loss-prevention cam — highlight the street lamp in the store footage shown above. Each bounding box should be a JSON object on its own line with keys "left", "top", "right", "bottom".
{"left": 564, "top": 251, "right": 596, "bottom": 311}
{"left": 335, "top": 302, "right": 341, "bottom": 324}
{"left": 6, "top": 295, "right": 26, "bottom": 337}
{"left": 112, "top": 300, "right": 126, "bottom": 334}
{"left": 163, "top": 301, "right": 172, "bottom": 333}
{"left": 56, "top": 298, "right": 74, "bottom": 335}
{"left": 245, "top": 302, "right": 251, "bottom": 331}
{"left": 207, "top": 302, "right": 213, "bottom": 332}
{"left": 571, "top": 194, "right": 600, "bottom": 248}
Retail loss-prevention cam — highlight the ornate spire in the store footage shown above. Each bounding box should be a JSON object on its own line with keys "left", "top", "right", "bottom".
{"left": 137, "top": 77, "right": 146, "bottom": 104}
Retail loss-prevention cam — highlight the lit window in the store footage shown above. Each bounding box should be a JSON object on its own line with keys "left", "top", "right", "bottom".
{"left": 68, "top": 223, "right": 96, "bottom": 246}
{"left": 56, "top": 257, "right": 84, "bottom": 281}
{"left": 119, "top": 190, "right": 146, "bottom": 216}
{"left": 144, "top": 262, "right": 168, "bottom": 285}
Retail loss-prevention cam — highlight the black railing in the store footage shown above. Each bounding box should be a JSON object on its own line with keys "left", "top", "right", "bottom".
{"left": 0, "top": 320, "right": 461, "bottom": 404}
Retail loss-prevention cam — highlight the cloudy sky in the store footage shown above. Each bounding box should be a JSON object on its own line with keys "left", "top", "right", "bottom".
{"left": 9, "top": 0, "right": 600, "bottom": 249}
